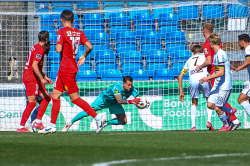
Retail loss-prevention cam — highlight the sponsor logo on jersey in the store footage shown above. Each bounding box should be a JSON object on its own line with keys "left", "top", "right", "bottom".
{"left": 67, "top": 31, "right": 72, "bottom": 36}
{"left": 190, "top": 69, "right": 203, "bottom": 75}
{"left": 36, "top": 54, "right": 42, "bottom": 59}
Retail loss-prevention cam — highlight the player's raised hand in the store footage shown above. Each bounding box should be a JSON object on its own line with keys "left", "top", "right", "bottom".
{"left": 128, "top": 98, "right": 141, "bottom": 105}
{"left": 78, "top": 55, "right": 86, "bottom": 67}
{"left": 179, "top": 93, "right": 184, "bottom": 102}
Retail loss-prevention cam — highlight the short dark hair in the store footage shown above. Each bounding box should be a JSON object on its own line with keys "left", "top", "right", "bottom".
{"left": 238, "top": 34, "right": 250, "bottom": 43}
{"left": 38, "top": 31, "right": 49, "bottom": 42}
{"left": 191, "top": 45, "right": 203, "bottom": 54}
{"left": 123, "top": 76, "right": 133, "bottom": 83}
{"left": 61, "top": 10, "right": 74, "bottom": 23}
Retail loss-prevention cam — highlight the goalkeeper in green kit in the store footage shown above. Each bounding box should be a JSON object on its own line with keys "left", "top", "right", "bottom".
{"left": 62, "top": 76, "right": 150, "bottom": 133}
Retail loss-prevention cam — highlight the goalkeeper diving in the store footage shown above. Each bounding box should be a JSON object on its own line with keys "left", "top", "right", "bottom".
{"left": 62, "top": 76, "right": 150, "bottom": 133}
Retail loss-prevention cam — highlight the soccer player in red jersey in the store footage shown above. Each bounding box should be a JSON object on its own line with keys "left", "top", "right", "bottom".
{"left": 196, "top": 23, "right": 240, "bottom": 130}
{"left": 17, "top": 31, "right": 52, "bottom": 132}
{"left": 39, "top": 10, "right": 105, "bottom": 134}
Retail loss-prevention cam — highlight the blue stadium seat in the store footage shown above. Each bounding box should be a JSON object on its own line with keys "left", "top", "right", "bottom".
{"left": 116, "top": 31, "right": 136, "bottom": 44}
{"left": 147, "top": 50, "right": 169, "bottom": 61}
{"left": 120, "top": 51, "right": 142, "bottom": 62}
{"left": 77, "top": 70, "right": 97, "bottom": 81}
{"left": 122, "top": 62, "right": 143, "bottom": 76}
{"left": 147, "top": 62, "right": 168, "bottom": 76}
{"left": 76, "top": 1, "right": 99, "bottom": 9}
{"left": 177, "top": 2, "right": 199, "bottom": 19}
{"left": 96, "top": 63, "right": 118, "bottom": 76}
{"left": 52, "top": 2, "right": 73, "bottom": 6}
{"left": 52, "top": 7, "right": 73, "bottom": 13}
{"left": 128, "top": 7, "right": 150, "bottom": 19}
{"left": 40, "top": 25, "right": 54, "bottom": 33}
{"left": 202, "top": 4, "right": 224, "bottom": 19}
{"left": 130, "top": 69, "right": 150, "bottom": 80}
{"left": 101, "top": 69, "right": 123, "bottom": 81}
{"left": 165, "top": 31, "right": 187, "bottom": 44}
{"left": 133, "top": 13, "right": 154, "bottom": 27}
{"left": 103, "top": 2, "right": 124, "bottom": 7}
{"left": 166, "top": 44, "right": 188, "bottom": 53}
{"left": 109, "top": 13, "right": 130, "bottom": 26}
{"left": 95, "top": 50, "right": 116, "bottom": 64}
{"left": 228, "top": 4, "right": 249, "bottom": 18}
{"left": 127, "top": 2, "right": 149, "bottom": 6}
{"left": 83, "top": 13, "right": 104, "bottom": 25}
{"left": 116, "top": 44, "right": 137, "bottom": 53}
{"left": 90, "top": 32, "right": 110, "bottom": 45}
{"left": 134, "top": 25, "right": 155, "bottom": 39}
{"left": 153, "top": 69, "right": 174, "bottom": 80}
{"left": 50, "top": 63, "right": 60, "bottom": 81}
{"left": 158, "top": 13, "right": 180, "bottom": 27}
{"left": 83, "top": 25, "right": 105, "bottom": 38}
{"left": 49, "top": 32, "right": 57, "bottom": 44}
{"left": 48, "top": 45, "right": 60, "bottom": 62}
{"left": 172, "top": 62, "right": 186, "bottom": 76}
{"left": 159, "top": 26, "right": 181, "bottom": 38}
{"left": 38, "top": 14, "right": 54, "bottom": 24}
{"left": 140, "top": 31, "right": 161, "bottom": 44}
{"left": 36, "top": 7, "right": 49, "bottom": 13}
{"left": 104, "top": 7, "right": 124, "bottom": 19}
{"left": 141, "top": 44, "right": 162, "bottom": 56}
{"left": 153, "top": 7, "right": 174, "bottom": 19}
{"left": 75, "top": 46, "right": 92, "bottom": 62}
{"left": 170, "top": 50, "right": 192, "bottom": 62}
{"left": 110, "top": 26, "right": 131, "bottom": 39}
{"left": 152, "top": 1, "right": 173, "bottom": 5}
{"left": 35, "top": 2, "right": 49, "bottom": 7}
{"left": 78, "top": 63, "right": 93, "bottom": 71}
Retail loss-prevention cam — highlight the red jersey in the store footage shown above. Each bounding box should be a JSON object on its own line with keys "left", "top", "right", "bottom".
{"left": 57, "top": 27, "right": 88, "bottom": 74}
{"left": 203, "top": 38, "right": 222, "bottom": 74}
{"left": 23, "top": 44, "right": 45, "bottom": 82}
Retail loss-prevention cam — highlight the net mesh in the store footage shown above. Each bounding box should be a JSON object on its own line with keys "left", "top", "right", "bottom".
{"left": 0, "top": 1, "right": 249, "bottom": 131}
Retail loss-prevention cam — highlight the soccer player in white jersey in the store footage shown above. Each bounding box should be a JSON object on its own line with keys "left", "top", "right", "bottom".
{"left": 178, "top": 45, "right": 212, "bottom": 131}
{"left": 232, "top": 34, "right": 250, "bottom": 129}
{"left": 200, "top": 34, "right": 233, "bottom": 131}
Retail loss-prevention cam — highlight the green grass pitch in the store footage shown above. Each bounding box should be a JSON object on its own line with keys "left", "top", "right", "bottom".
{"left": 1, "top": 130, "right": 250, "bottom": 166}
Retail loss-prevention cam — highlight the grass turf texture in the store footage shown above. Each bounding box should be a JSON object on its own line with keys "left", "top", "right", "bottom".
{"left": 1, "top": 130, "right": 250, "bottom": 166}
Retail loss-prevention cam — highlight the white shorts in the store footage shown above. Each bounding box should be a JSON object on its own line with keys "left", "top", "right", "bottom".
{"left": 208, "top": 86, "right": 232, "bottom": 107}
{"left": 189, "top": 81, "right": 211, "bottom": 99}
{"left": 241, "top": 81, "right": 250, "bottom": 97}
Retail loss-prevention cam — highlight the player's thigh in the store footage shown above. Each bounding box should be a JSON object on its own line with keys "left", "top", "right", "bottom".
{"left": 217, "top": 89, "right": 232, "bottom": 107}
{"left": 68, "top": 92, "right": 80, "bottom": 101}
{"left": 51, "top": 88, "right": 63, "bottom": 99}
{"left": 109, "top": 104, "right": 125, "bottom": 116}
{"left": 90, "top": 96, "right": 106, "bottom": 111}
{"left": 240, "top": 83, "right": 250, "bottom": 103}
{"left": 208, "top": 87, "right": 219, "bottom": 106}
{"left": 27, "top": 95, "right": 37, "bottom": 102}
{"left": 189, "top": 81, "right": 200, "bottom": 99}
{"left": 61, "top": 73, "right": 79, "bottom": 95}
{"left": 53, "top": 71, "right": 65, "bottom": 93}
{"left": 115, "top": 113, "right": 127, "bottom": 124}
{"left": 199, "top": 82, "right": 211, "bottom": 98}
{"left": 238, "top": 93, "right": 250, "bottom": 104}
{"left": 24, "top": 81, "right": 39, "bottom": 97}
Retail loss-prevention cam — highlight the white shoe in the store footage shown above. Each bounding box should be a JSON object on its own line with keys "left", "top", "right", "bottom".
{"left": 25, "top": 125, "right": 36, "bottom": 132}
{"left": 38, "top": 126, "right": 56, "bottom": 134}
{"left": 62, "top": 123, "right": 72, "bottom": 132}
{"left": 96, "top": 116, "right": 106, "bottom": 134}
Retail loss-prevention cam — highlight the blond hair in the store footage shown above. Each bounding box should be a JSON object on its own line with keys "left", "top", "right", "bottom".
{"left": 208, "top": 33, "right": 221, "bottom": 45}
{"left": 203, "top": 23, "right": 213, "bottom": 33}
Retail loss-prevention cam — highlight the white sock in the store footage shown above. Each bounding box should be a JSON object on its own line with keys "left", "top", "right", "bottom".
{"left": 222, "top": 106, "right": 232, "bottom": 114}
{"left": 26, "top": 117, "right": 32, "bottom": 126}
{"left": 68, "top": 121, "right": 72, "bottom": 125}
{"left": 94, "top": 114, "right": 101, "bottom": 121}
{"left": 19, "top": 125, "right": 25, "bottom": 129}
{"left": 207, "top": 108, "right": 213, "bottom": 123}
{"left": 240, "top": 101, "right": 250, "bottom": 117}
{"left": 49, "top": 123, "right": 56, "bottom": 128}
{"left": 35, "top": 119, "right": 42, "bottom": 123}
{"left": 232, "top": 119, "right": 240, "bottom": 125}
{"left": 191, "top": 105, "right": 197, "bottom": 128}
{"left": 219, "top": 112, "right": 229, "bottom": 127}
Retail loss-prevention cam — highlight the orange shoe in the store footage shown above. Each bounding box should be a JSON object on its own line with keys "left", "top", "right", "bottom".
{"left": 17, "top": 128, "right": 30, "bottom": 132}
{"left": 218, "top": 126, "right": 230, "bottom": 131}
{"left": 191, "top": 127, "right": 196, "bottom": 131}
{"left": 33, "top": 122, "right": 45, "bottom": 130}
{"left": 206, "top": 121, "right": 214, "bottom": 130}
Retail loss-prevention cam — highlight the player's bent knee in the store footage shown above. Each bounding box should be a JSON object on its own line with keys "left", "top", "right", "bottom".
{"left": 207, "top": 102, "right": 215, "bottom": 110}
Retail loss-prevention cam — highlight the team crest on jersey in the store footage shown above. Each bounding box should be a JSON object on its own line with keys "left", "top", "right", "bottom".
{"left": 115, "top": 88, "right": 119, "bottom": 93}
{"left": 64, "top": 86, "right": 68, "bottom": 91}
{"left": 36, "top": 54, "right": 42, "bottom": 59}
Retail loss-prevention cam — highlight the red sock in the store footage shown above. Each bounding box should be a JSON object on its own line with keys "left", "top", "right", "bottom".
{"left": 20, "top": 102, "right": 36, "bottom": 126}
{"left": 72, "top": 98, "right": 97, "bottom": 118}
{"left": 50, "top": 98, "right": 60, "bottom": 124}
{"left": 37, "top": 96, "right": 51, "bottom": 120}
{"left": 224, "top": 102, "right": 232, "bottom": 109}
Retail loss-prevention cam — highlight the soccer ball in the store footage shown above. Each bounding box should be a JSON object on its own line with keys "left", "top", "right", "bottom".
{"left": 136, "top": 98, "right": 149, "bottom": 109}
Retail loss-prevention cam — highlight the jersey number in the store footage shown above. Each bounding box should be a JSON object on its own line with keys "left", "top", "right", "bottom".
{"left": 192, "top": 57, "right": 199, "bottom": 66}
{"left": 70, "top": 36, "right": 80, "bottom": 55}
{"left": 25, "top": 47, "right": 35, "bottom": 67}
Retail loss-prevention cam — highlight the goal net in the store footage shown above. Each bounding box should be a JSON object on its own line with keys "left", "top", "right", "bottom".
{"left": 0, "top": 1, "right": 249, "bottom": 131}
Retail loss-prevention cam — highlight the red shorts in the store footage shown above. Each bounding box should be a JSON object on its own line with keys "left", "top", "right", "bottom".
{"left": 54, "top": 71, "right": 79, "bottom": 94}
{"left": 23, "top": 80, "right": 47, "bottom": 97}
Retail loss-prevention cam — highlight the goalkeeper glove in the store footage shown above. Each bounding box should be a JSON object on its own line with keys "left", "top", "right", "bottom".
{"left": 127, "top": 98, "right": 140, "bottom": 105}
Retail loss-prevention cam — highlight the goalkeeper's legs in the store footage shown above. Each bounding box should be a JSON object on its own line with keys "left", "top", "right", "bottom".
{"left": 104, "top": 113, "right": 127, "bottom": 127}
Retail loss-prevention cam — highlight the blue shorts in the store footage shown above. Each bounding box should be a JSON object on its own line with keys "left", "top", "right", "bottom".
{"left": 90, "top": 96, "right": 125, "bottom": 115}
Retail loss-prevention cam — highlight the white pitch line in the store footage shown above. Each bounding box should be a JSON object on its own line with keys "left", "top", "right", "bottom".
{"left": 93, "top": 153, "right": 250, "bottom": 166}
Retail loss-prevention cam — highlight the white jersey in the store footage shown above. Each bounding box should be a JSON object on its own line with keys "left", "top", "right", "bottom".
{"left": 213, "top": 49, "right": 232, "bottom": 90}
{"left": 182, "top": 53, "right": 208, "bottom": 84}
{"left": 244, "top": 45, "right": 250, "bottom": 81}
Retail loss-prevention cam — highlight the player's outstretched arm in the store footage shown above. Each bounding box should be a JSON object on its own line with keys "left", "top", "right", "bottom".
{"left": 196, "top": 56, "right": 212, "bottom": 71}
{"left": 32, "top": 61, "right": 47, "bottom": 85}
{"left": 235, "top": 58, "right": 250, "bottom": 72}
{"left": 115, "top": 94, "right": 140, "bottom": 105}
{"left": 178, "top": 72, "right": 185, "bottom": 102}
{"left": 78, "top": 41, "right": 93, "bottom": 66}
{"left": 200, "top": 68, "right": 224, "bottom": 83}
